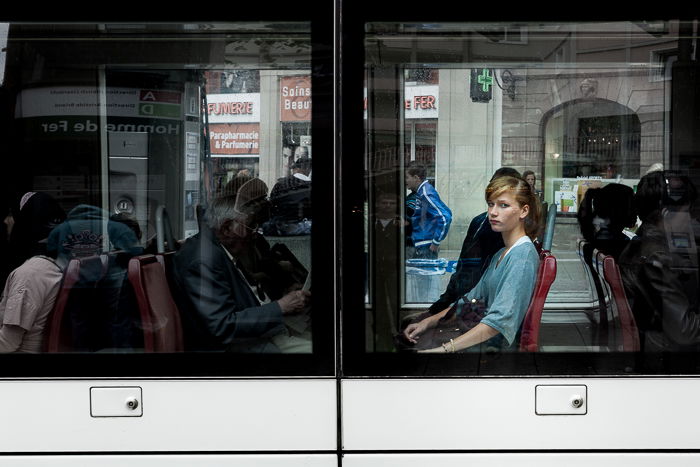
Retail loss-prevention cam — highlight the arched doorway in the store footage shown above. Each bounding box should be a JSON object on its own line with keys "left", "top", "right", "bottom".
{"left": 542, "top": 98, "right": 641, "bottom": 195}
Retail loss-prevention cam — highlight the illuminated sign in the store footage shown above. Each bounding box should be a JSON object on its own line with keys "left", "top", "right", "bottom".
{"left": 404, "top": 85, "right": 439, "bottom": 119}
{"left": 206, "top": 93, "right": 260, "bottom": 123}
{"left": 470, "top": 69, "right": 493, "bottom": 103}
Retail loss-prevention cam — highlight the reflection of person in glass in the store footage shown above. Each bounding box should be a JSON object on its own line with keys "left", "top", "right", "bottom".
{"left": 47, "top": 204, "right": 144, "bottom": 351}
{"left": 372, "top": 191, "right": 403, "bottom": 351}
{"left": 265, "top": 156, "right": 312, "bottom": 236}
{"left": 405, "top": 162, "right": 452, "bottom": 257}
{"left": 618, "top": 170, "right": 700, "bottom": 351}
{"left": 577, "top": 183, "right": 636, "bottom": 260}
{"left": 403, "top": 176, "right": 541, "bottom": 352}
{"left": 522, "top": 170, "right": 543, "bottom": 200}
{"left": 0, "top": 192, "right": 66, "bottom": 352}
{"left": 173, "top": 178, "right": 311, "bottom": 353}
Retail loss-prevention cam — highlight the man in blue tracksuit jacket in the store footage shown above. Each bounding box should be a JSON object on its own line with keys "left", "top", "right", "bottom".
{"left": 405, "top": 162, "right": 452, "bottom": 259}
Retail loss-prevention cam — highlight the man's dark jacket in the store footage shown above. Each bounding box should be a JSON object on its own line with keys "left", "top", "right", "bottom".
{"left": 270, "top": 175, "right": 312, "bottom": 221}
{"left": 171, "top": 227, "right": 285, "bottom": 352}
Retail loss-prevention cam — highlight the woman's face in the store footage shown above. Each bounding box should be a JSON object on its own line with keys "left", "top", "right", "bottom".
{"left": 487, "top": 190, "right": 529, "bottom": 234}
{"left": 525, "top": 174, "right": 536, "bottom": 188}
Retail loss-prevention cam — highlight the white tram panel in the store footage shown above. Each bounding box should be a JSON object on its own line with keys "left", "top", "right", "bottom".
{"left": 0, "top": 455, "right": 337, "bottom": 467}
{"left": 0, "top": 379, "right": 336, "bottom": 452}
{"left": 344, "top": 454, "right": 700, "bottom": 467}
{"left": 342, "top": 378, "right": 700, "bottom": 450}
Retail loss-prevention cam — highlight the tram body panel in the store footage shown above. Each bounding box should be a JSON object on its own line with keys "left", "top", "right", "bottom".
{"left": 0, "top": 455, "right": 337, "bottom": 467}
{"left": 343, "top": 454, "right": 700, "bottom": 467}
{"left": 0, "top": 379, "right": 336, "bottom": 452}
{"left": 342, "top": 378, "right": 700, "bottom": 450}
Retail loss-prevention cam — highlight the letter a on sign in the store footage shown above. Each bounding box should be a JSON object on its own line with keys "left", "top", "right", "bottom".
{"left": 142, "top": 91, "right": 157, "bottom": 101}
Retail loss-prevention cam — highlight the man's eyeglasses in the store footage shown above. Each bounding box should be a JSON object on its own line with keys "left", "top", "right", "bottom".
{"left": 233, "top": 218, "right": 259, "bottom": 233}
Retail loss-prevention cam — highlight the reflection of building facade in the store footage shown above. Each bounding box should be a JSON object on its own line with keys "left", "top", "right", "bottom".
{"left": 205, "top": 71, "right": 311, "bottom": 195}
{"left": 401, "top": 23, "right": 679, "bottom": 250}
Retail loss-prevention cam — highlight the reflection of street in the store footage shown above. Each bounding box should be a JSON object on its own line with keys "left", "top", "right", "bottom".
{"left": 436, "top": 218, "right": 593, "bottom": 303}
{"left": 435, "top": 247, "right": 594, "bottom": 303}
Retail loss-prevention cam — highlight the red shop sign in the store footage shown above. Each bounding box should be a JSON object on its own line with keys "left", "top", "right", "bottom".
{"left": 280, "top": 76, "right": 311, "bottom": 122}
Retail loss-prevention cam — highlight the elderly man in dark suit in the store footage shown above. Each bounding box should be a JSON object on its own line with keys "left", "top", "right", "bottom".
{"left": 172, "top": 178, "right": 311, "bottom": 353}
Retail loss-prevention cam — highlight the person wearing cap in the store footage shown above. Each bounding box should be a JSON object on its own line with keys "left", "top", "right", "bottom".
{"left": 172, "top": 178, "right": 311, "bottom": 353}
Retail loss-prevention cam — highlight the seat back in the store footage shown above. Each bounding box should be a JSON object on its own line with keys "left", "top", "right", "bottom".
{"left": 155, "top": 205, "right": 180, "bottom": 254}
{"left": 519, "top": 250, "right": 558, "bottom": 352}
{"left": 596, "top": 250, "right": 640, "bottom": 352}
{"left": 44, "top": 255, "right": 108, "bottom": 352}
{"left": 577, "top": 239, "right": 609, "bottom": 344}
{"left": 127, "top": 254, "right": 184, "bottom": 352}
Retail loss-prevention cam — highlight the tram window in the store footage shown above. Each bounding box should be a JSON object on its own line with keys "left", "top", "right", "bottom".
{"left": 357, "top": 19, "right": 700, "bottom": 374}
{"left": 0, "top": 22, "right": 332, "bottom": 376}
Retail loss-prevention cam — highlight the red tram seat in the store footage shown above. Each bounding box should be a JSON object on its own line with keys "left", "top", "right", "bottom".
{"left": 595, "top": 250, "right": 640, "bottom": 352}
{"left": 519, "top": 250, "right": 557, "bottom": 352}
{"left": 44, "top": 255, "right": 108, "bottom": 353}
{"left": 127, "top": 254, "right": 184, "bottom": 352}
{"left": 577, "top": 239, "right": 610, "bottom": 345}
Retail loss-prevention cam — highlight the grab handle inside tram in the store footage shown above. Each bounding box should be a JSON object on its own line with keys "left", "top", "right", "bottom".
{"left": 541, "top": 204, "right": 557, "bottom": 252}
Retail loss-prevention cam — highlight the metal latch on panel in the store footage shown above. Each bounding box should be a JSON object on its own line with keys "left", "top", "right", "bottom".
{"left": 90, "top": 386, "right": 143, "bottom": 417}
{"left": 535, "top": 385, "right": 587, "bottom": 415}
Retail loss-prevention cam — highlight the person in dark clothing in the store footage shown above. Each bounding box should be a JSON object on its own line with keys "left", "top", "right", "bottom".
{"left": 264, "top": 156, "right": 312, "bottom": 236}
{"left": 618, "top": 170, "right": 700, "bottom": 352}
{"left": 221, "top": 174, "right": 306, "bottom": 301}
{"left": 371, "top": 191, "right": 403, "bottom": 350}
{"left": 426, "top": 167, "right": 520, "bottom": 315}
{"left": 172, "top": 178, "right": 311, "bottom": 353}
{"left": 577, "top": 183, "right": 637, "bottom": 260}
{"left": 7, "top": 192, "right": 66, "bottom": 274}
{"left": 47, "top": 204, "right": 143, "bottom": 262}
{"left": 46, "top": 204, "right": 144, "bottom": 351}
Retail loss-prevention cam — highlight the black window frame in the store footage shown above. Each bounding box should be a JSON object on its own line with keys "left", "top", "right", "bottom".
{"left": 340, "top": 0, "right": 700, "bottom": 378}
{"left": 0, "top": 3, "right": 336, "bottom": 378}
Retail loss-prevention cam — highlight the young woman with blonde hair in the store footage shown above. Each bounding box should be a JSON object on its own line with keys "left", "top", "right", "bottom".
{"left": 403, "top": 175, "right": 542, "bottom": 352}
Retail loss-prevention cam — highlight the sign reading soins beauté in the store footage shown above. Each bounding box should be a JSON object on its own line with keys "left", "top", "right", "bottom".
{"left": 280, "top": 76, "right": 311, "bottom": 122}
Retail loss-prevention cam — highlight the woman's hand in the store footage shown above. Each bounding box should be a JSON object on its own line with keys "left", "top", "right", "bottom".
{"left": 403, "top": 319, "right": 430, "bottom": 344}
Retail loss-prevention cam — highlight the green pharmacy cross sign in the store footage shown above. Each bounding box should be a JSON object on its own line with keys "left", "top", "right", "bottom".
{"left": 470, "top": 68, "right": 493, "bottom": 103}
{"left": 477, "top": 69, "right": 493, "bottom": 92}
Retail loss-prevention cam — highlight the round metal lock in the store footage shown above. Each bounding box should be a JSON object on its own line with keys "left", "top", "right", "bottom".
{"left": 125, "top": 397, "right": 139, "bottom": 410}
{"left": 570, "top": 395, "right": 584, "bottom": 409}
{"left": 115, "top": 197, "right": 135, "bottom": 214}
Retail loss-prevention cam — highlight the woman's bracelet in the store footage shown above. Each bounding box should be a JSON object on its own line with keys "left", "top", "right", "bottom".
{"left": 442, "top": 339, "right": 457, "bottom": 353}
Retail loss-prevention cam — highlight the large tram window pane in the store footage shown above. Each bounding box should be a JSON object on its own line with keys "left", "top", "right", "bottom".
{"left": 358, "top": 20, "right": 700, "bottom": 374}
{"left": 0, "top": 22, "right": 330, "bottom": 375}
